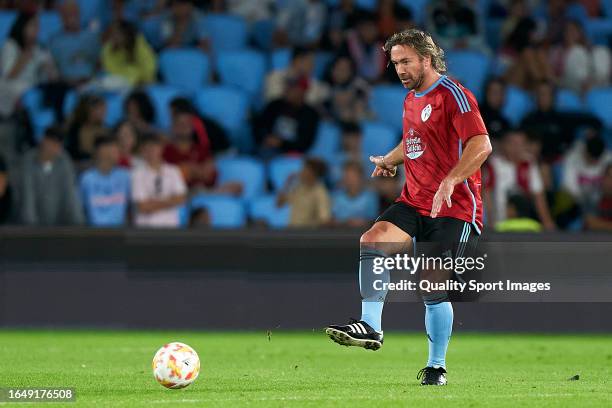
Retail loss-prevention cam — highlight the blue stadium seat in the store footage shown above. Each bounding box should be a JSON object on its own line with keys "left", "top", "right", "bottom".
{"left": 194, "top": 86, "right": 250, "bottom": 145}
{"left": 146, "top": 85, "right": 185, "bottom": 130}
{"left": 77, "top": 0, "right": 104, "bottom": 26}
{"left": 249, "top": 194, "right": 290, "bottom": 228}
{"left": 270, "top": 49, "right": 330, "bottom": 78}
{"left": 103, "top": 92, "right": 125, "bottom": 127}
{"left": 201, "top": 14, "right": 247, "bottom": 53}
{"left": 555, "top": 88, "right": 583, "bottom": 112}
{"left": 216, "top": 156, "right": 266, "bottom": 200}
{"left": 270, "top": 48, "right": 291, "bottom": 71}
{"left": 268, "top": 156, "right": 304, "bottom": 191}
{"left": 38, "top": 11, "right": 63, "bottom": 45}
{"left": 501, "top": 85, "right": 534, "bottom": 126}
{"left": 190, "top": 194, "right": 247, "bottom": 229}
{"left": 603, "top": 0, "right": 612, "bottom": 17}
{"left": 139, "top": 15, "right": 163, "bottom": 50}
{"left": 158, "top": 48, "right": 210, "bottom": 94}
{"left": 314, "top": 52, "right": 333, "bottom": 79}
{"left": 445, "top": 51, "right": 491, "bottom": 101}
{"left": 21, "top": 87, "right": 43, "bottom": 116}
{"left": 32, "top": 109, "right": 55, "bottom": 143}
{"left": 399, "top": 0, "right": 428, "bottom": 25}
{"left": 585, "top": 18, "right": 612, "bottom": 45}
{"left": 0, "top": 11, "right": 17, "bottom": 45}
{"left": 215, "top": 49, "right": 267, "bottom": 99}
{"left": 251, "top": 19, "right": 275, "bottom": 50}
{"left": 21, "top": 87, "right": 55, "bottom": 142}
{"left": 308, "top": 121, "right": 341, "bottom": 163}
{"left": 369, "top": 85, "right": 407, "bottom": 133}
{"left": 354, "top": 0, "right": 376, "bottom": 10}
{"left": 361, "top": 122, "right": 400, "bottom": 169}
{"left": 586, "top": 87, "right": 612, "bottom": 128}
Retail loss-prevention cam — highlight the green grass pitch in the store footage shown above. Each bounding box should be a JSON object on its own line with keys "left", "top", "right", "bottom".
{"left": 0, "top": 330, "right": 610, "bottom": 407}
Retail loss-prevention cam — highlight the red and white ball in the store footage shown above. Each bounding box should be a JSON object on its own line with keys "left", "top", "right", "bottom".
{"left": 152, "top": 342, "right": 200, "bottom": 389}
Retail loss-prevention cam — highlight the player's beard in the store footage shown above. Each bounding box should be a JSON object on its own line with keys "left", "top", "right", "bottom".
{"left": 410, "top": 66, "right": 426, "bottom": 91}
{"left": 400, "top": 65, "right": 425, "bottom": 90}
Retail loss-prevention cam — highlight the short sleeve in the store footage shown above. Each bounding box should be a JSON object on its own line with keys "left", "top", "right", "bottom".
{"left": 0, "top": 40, "right": 18, "bottom": 78}
{"left": 171, "top": 166, "right": 187, "bottom": 196}
{"left": 528, "top": 163, "right": 544, "bottom": 194}
{"left": 450, "top": 87, "right": 488, "bottom": 145}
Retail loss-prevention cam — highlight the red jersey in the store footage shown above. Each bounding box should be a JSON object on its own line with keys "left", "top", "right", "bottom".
{"left": 398, "top": 75, "right": 488, "bottom": 233}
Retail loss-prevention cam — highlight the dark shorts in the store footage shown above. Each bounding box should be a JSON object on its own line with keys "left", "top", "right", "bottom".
{"left": 376, "top": 202, "right": 481, "bottom": 300}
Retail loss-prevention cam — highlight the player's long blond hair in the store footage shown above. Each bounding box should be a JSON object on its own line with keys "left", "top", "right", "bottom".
{"left": 382, "top": 29, "right": 447, "bottom": 74}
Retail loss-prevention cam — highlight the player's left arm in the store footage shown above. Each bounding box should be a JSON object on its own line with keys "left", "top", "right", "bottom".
{"left": 431, "top": 134, "right": 492, "bottom": 218}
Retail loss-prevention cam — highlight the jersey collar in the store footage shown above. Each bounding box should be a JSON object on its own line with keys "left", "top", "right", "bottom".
{"left": 414, "top": 74, "right": 447, "bottom": 97}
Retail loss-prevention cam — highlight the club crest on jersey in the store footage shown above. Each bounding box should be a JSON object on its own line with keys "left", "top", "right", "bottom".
{"left": 405, "top": 128, "right": 426, "bottom": 160}
{"left": 421, "top": 104, "right": 432, "bottom": 122}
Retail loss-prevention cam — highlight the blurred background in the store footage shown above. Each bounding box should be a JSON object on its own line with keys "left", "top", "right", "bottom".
{"left": 0, "top": 0, "right": 610, "bottom": 232}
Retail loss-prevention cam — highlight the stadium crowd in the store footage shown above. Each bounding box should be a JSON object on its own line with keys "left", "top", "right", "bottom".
{"left": 0, "top": 0, "right": 611, "bottom": 231}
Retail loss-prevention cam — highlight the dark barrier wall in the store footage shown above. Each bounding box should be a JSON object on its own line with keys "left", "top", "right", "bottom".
{"left": 1, "top": 227, "right": 611, "bottom": 332}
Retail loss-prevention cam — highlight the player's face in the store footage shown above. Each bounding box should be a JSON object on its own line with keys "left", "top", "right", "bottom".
{"left": 390, "top": 45, "right": 426, "bottom": 90}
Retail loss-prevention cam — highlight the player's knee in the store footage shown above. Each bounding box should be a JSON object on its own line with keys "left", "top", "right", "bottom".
{"left": 360, "top": 228, "right": 384, "bottom": 245}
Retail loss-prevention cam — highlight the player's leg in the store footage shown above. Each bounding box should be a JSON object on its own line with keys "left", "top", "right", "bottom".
{"left": 417, "top": 218, "right": 478, "bottom": 385}
{"left": 326, "top": 203, "right": 416, "bottom": 350}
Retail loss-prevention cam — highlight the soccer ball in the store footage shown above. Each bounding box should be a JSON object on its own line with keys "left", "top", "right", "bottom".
{"left": 152, "top": 342, "right": 200, "bottom": 389}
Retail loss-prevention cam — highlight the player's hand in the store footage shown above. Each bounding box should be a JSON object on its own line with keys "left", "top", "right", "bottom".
{"left": 431, "top": 178, "right": 455, "bottom": 218}
{"left": 369, "top": 156, "right": 397, "bottom": 177}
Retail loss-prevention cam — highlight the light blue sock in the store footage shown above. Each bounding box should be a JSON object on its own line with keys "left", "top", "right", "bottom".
{"left": 425, "top": 301, "right": 453, "bottom": 368}
{"left": 359, "top": 247, "right": 388, "bottom": 333}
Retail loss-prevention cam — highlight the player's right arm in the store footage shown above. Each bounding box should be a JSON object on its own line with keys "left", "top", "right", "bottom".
{"left": 369, "top": 142, "right": 403, "bottom": 177}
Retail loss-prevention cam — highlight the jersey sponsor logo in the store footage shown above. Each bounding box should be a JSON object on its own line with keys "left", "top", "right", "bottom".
{"left": 405, "top": 128, "right": 426, "bottom": 160}
{"left": 421, "top": 104, "right": 432, "bottom": 122}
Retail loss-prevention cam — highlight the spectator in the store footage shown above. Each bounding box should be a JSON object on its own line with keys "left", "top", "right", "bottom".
{"left": 378, "top": 0, "right": 414, "bottom": 38}
{"left": 339, "top": 121, "right": 363, "bottom": 163}
{"left": 163, "top": 110, "right": 215, "bottom": 189}
{"left": 114, "top": 120, "right": 143, "bottom": 168}
{"left": 21, "top": 126, "right": 84, "bottom": 225}
{"left": 169, "top": 97, "right": 230, "bottom": 153}
{"left": 274, "top": 0, "right": 327, "bottom": 47}
{"left": 549, "top": 20, "right": 611, "bottom": 94}
{"left": 131, "top": 133, "right": 187, "bottom": 228}
{"left": 500, "top": 12, "right": 555, "bottom": 91}
{"left": 323, "top": 55, "right": 371, "bottom": 123}
{"left": 277, "top": 158, "right": 331, "bottom": 227}
{"left": 124, "top": 90, "right": 157, "bottom": 135}
{"left": 65, "top": 94, "right": 108, "bottom": 161}
{"left": 226, "top": 0, "right": 275, "bottom": 24}
{"left": 264, "top": 47, "right": 329, "bottom": 108}
{"left": 48, "top": 0, "right": 100, "bottom": 85}
{"left": 345, "top": 10, "right": 385, "bottom": 82}
{"left": 488, "top": 129, "right": 556, "bottom": 229}
{"left": 494, "top": 193, "right": 543, "bottom": 232}
{"left": 521, "top": 80, "right": 601, "bottom": 161}
{"left": 101, "top": 20, "right": 157, "bottom": 87}
{"left": 255, "top": 77, "right": 320, "bottom": 159}
{"left": 324, "top": 0, "right": 359, "bottom": 50}
{"left": 480, "top": 77, "right": 510, "bottom": 142}
{"left": 562, "top": 131, "right": 612, "bottom": 215}
{"left": 189, "top": 207, "right": 211, "bottom": 228}
{"left": 426, "top": 0, "right": 489, "bottom": 54}
{"left": 160, "top": 0, "right": 208, "bottom": 50}
{"left": 0, "top": 155, "right": 12, "bottom": 223}
{"left": 79, "top": 135, "right": 131, "bottom": 227}
{"left": 0, "top": 12, "right": 56, "bottom": 117}
{"left": 332, "top": 160, "right": 378, "bottom": 227}
{"left": 585, "top": 164, "right": 612, "bottom": 232}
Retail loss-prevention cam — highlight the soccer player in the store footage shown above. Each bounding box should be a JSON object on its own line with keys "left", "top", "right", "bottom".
{"left": 325, "top": 29, "right": 492, "bottom": 385}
